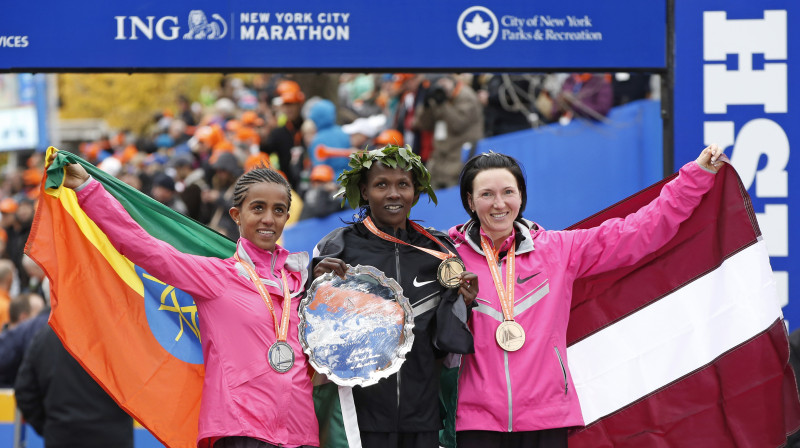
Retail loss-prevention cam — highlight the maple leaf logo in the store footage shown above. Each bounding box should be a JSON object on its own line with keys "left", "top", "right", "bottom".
{"left": 464, "top": 13, "right": 492, "bottom": 40}
{"left": 457, "top": 6, "right": 498, "bottom": 49}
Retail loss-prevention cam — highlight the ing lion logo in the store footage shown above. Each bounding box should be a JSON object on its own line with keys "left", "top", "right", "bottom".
{"left": 183, "top": 10, "right": 228, "bottom": 40}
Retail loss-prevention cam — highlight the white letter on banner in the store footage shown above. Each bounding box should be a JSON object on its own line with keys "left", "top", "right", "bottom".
{"left": 775, "top": 271, "right": 789, "bottom": 308}
{"left": 156, "top": 17, "right": 179, "bottom": 40}
{"left": 129, "top": 16, "right": 155, "bottom": 40}
{"left": 114, "top": 16, "right": 127, "bottom": 40}
{"left": 708, "top": 119, "right": 789, "bottom": 197}
{"left": 703, "top": 10, "right": 787, "bottom": 114}
{"left": 757, "top": 205, "right": 789, "bottom": 257}
{"left": 727, "top": 119, "right": 789, "bottom": 198}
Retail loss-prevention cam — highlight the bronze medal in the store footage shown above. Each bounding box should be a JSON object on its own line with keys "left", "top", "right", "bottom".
{"left": 268, "top": 341, "right": 295, "bottom": 373}
{"left": 495, "top": 320, "right": 526, "bottom": 352}
{"left": 437, "top": 258, "right": 465, "bottom": 288}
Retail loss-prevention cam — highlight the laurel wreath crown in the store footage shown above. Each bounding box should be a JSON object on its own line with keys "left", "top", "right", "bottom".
{"left": 335, "top": 144, "right": 437, "bottom": 210}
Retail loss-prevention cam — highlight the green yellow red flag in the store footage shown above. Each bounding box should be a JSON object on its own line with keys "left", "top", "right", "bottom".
{"left": 26, "top": 147, "right": 235, "bottom": 448}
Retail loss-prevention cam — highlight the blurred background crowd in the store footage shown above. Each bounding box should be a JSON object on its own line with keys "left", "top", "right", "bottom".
{"left": 0, "top": 71, "right": 656, "bottom": 364}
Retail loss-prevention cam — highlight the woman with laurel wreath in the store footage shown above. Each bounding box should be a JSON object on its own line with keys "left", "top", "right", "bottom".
{"left": 311, "top": 144, "right": 478, "bottom": 448}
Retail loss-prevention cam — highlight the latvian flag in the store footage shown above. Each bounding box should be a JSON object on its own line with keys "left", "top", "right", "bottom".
{"left": 566, "top": 163, "right": 800, "bottom": 446}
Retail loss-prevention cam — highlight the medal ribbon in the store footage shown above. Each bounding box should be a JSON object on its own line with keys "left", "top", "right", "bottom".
{"left": 234, "top": 252, "right": 292, "bottom": 343}
{"left": 363, "top": 217, "right": 456, "bottom": 261}
{"left": 480, "top": 235, "right": 515, "bottom": 321}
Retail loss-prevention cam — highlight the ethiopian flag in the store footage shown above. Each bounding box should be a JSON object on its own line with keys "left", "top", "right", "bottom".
{"left": 26, "top": 148, "right": 236, "bottom": 448}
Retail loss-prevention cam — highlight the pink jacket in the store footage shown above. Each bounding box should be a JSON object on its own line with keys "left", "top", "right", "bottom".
{"left": 77, "top": 179, "right": 318, "bottom": 448}
{"left": 448, "top": 161, "right": 715, "bottom": 432}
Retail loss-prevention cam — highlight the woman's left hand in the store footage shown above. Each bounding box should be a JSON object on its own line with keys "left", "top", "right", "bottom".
{"left": 459, "top": 271, "right": 478, "bottom": 306}
{"left": 696, "top": 143, "right": 729, "bottom": 173}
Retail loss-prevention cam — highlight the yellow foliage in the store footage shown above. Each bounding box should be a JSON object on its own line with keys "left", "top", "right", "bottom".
{"left": 57, "top": 73, "right": 246, "bottom": 134}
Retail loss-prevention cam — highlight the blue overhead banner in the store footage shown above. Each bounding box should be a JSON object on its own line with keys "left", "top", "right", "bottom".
{"left": 674, "top": 1, "right": 797, "bottom": 327}
{"left": 0, "top": 0, "right": 664, "bottom": 71}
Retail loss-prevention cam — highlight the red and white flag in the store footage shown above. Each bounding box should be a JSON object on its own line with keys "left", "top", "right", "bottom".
{"left": 566, "top": 164, "right": 800, "bottom": 447}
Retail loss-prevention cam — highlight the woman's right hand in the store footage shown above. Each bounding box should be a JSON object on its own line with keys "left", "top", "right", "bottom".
{"left": 313, "top": 257, "right": 347, "bottom": 279}
{"left": 47, "top": 152, "right": 90, "bottom": 190}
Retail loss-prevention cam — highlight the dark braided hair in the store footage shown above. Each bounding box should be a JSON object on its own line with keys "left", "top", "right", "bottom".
{"left": 232, "top": 168, "right": 292, "bottom": 209}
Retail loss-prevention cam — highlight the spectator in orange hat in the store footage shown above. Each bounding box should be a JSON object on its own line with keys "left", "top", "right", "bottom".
{"left": 262, "top": 83, "right": 306, "bottom": 189}
{"left": 225, "top": 119, "right": 242, "bottom": 137}
{"left": 208, "top": 140, "right": 236, "bottom": 166}
{"left": 240, "top": 111, "right": 264, "bottom": 128}
{"left": 298, "top": 164, "right": 342, "bottom": 220}
{"left": 244, "top": 153, "right": 271, "bottom": 173}
{"left": 193, "top": 124, "right": 225, "bottom": 159}
{"left": 0, "top": 198, "right": 18, "bottom": 217}
{"left": 236, "top": 127, "right": 261, "bottom": 148}
{"left": 374, "top": 129, "right": 405, "bottom": 148}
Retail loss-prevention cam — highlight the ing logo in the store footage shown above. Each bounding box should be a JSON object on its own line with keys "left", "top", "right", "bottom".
{"left": 114, "top": 10, "right": 228, "bottom": 41}
{"left": 457, "top": 6, "right": 499, "bottom": 50}
{"left": 184, "top": 10, "right": 227, "bottom": 40}
{"left": 138, "top": 266, "right": 204, "bottom": 364}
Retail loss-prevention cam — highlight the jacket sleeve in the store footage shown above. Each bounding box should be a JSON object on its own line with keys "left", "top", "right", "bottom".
{"left": 563, "top": 161, "right": 716, "bottom": 278}
{"left": 75, "top": 179, "right": 228, "bottom": 301}
{"left": 431, "top": 231, "right": 475, "bottom": 355}
{"left": 308, "top": 227, "right": 348, "bottom": 281}
{"left": 13, "top": 327, "right": 48, "bottom": 435}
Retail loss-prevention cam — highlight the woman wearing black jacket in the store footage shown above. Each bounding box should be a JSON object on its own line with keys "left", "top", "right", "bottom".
{"left": 311, "top": 145, "right": 477, "bottom": 448}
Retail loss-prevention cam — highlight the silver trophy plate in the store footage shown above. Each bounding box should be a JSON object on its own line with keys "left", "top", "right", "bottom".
{"left": 300, "top": 264, "right": 415, "bottom": 387}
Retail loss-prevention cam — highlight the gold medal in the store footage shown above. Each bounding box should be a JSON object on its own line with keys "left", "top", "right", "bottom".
{"left": 362, "top": 217, "right": 464, "bottom": 289}
{"left": 495, "top": 320, "right": 526, "bottom": 351}
{"left": 437, "top": 257, "right": 465, "bottom": 288}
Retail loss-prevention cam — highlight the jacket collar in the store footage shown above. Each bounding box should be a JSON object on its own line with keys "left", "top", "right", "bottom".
{"left": 459, "top": 218, "right": 538, "bottom": 256}
{"left": 235, "top": 238, "right": 309, "bottom": 285}
{"left": 357, "top": 219, "right": 417, "bottom": 243}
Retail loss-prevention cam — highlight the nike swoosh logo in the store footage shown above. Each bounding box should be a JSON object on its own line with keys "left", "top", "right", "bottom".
{"left": 517, "top": 272, "right": 541, "bottom": 284}
{"left": 413, "top": 277, "right": 436, "bottom": 288}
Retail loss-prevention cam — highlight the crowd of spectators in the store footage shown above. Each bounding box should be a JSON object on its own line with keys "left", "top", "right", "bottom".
{"left": 56, "top": 73, "right": 652, "bottom": 220}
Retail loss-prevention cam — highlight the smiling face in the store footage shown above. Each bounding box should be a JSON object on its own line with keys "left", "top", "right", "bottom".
{"left": 360, "top": 163, "right": 419, "bottom": 231}
{"left": 229, "top": 182, "right": 291, "bottom": 252}
{"left": 468, "top": 168, "right": 522, "bottom": 245}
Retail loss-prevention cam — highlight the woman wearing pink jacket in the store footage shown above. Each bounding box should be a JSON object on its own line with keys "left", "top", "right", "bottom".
{"left": 55, "top": 153, "right": 318, "bottom": 448}
{"left": 447, "top": 145, "right": 726, "bottom": 448}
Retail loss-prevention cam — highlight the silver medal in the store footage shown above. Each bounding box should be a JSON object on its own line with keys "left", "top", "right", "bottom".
{"left": 268, "top": 341, "right": 295, "bottom": 373}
